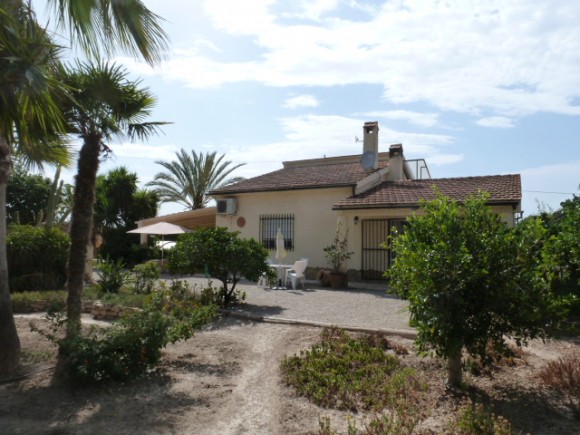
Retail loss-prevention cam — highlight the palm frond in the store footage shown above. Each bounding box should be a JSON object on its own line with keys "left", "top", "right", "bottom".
{"left": 48, "top": 0, "right": 169, "bottom": 65}
{"left": 147, "top": 148, "right": 245, "bottom": 210}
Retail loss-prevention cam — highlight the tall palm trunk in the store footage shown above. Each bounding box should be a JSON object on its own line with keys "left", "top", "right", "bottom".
{"left": 65, "top": 135, "right": 101, "bottom": 339}
{"left": 0, "top": 136, "right": 20, "bottom": 376}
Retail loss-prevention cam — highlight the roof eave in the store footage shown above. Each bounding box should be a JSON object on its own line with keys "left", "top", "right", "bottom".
{"left": 333, "top": 199, "right": 521, "bottom": 211}
{"left": 211, "top": 183, "right": 357, "bottom": 196}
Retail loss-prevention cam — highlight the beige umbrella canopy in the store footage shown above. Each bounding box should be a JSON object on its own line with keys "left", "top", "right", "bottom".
{"left": 127, "top": 221, "right": 190, "bottom": 260}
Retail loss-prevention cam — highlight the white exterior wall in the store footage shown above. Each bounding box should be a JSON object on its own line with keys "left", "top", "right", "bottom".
{"left": 215, "top": 188, "right": 352, "bottom": 271}
{"left": 215, "top": 191, "right": 519, "bottom": 276}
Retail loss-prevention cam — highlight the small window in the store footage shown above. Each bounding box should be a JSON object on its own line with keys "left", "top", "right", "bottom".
{"left": 259, "top": 214, "right": 294, "bottom": 251}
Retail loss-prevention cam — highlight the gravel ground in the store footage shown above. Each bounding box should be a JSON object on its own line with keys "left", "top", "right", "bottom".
{"left": 172, "top": 275, "right": 413, "bottom": 334}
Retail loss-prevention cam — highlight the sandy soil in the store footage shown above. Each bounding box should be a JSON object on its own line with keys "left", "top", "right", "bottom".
{"left": 0, "top": 315, "right": 578, "bottom": 434}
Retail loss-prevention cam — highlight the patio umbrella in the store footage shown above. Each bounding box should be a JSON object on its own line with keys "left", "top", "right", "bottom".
{"left": 127, "top": 221, "right": 190, "bottom": 260}
{"left": 274, "top": 227, "right": 287, "bottom": 288}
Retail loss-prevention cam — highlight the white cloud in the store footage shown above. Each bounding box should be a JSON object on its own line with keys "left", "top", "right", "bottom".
{"left": 476, "top": 116, "right": 515, "bottom": 129}
{"left": 130, "top": 0, "right": 580, "bottom": 119}
{"left": 283, "top": 94, "right": 320, "bottom": 109}
{"left": 218, "top": 114, "right": 459, "bottom": 181}
{"left": 283, "top": 0, "right": 341, "bottom": 21}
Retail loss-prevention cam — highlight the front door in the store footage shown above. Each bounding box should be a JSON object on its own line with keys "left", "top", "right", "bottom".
{"left": 361, "top": 218, "right": 406, "bottom": 280}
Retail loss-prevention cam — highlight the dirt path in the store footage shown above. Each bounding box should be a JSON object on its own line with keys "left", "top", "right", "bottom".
{"left": 208, "top": 321, "right": 286, "bottom": 434}
{"left": 3, "top": 315, "right": 579, "bottom": 434}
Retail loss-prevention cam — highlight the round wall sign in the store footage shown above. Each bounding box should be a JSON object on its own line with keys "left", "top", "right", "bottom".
{"left": 237, "top": 217, "right": 246, "bottom": 228}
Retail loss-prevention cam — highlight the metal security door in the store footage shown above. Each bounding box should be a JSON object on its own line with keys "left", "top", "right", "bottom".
{"left": 361, "top": 219, "right": 389, "bottom": 280}
{"left": 361, "top": 219, "right": 406, "bottom": 280}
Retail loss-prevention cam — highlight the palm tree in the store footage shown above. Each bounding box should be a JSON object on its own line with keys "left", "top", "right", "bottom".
{"left": 0, "top": 3, "right": 70, "bottom": 376}
{"left": 148, "top": 149, "right": 245, "bottom": 210}
{"left": 0, "top": 0, "right": 168, "bottom": 375}
{"left": 61, "top": 61, "right": 165, "bottom": 338}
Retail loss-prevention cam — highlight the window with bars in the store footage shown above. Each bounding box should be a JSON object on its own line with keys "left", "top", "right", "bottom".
{"left": 259, "top": 214, "right": 294, "bottom": 251}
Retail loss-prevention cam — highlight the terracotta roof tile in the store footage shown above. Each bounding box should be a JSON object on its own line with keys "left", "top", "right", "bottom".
{"left": 210, "top": 160, "right": 388, "bottom": 194}
{"left": 334, "top": 175, "right": 521, "bottom": 209}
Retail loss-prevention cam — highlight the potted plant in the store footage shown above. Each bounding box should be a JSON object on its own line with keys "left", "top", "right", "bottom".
{"left": 323, "top": 222, "right": 354, "bottom": 288}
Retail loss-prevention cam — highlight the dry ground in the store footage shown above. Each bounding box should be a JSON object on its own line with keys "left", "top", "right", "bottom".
{"left": 0, "top": 315, "right": 578, "bottom": 434}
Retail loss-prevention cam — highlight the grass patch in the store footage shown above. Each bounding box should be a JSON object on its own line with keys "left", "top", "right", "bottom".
{"left": 21, "top": 349, "right": 54, "bottom": 364}
{"left": 281, "top": 327, "right": 426, "bottom": 412}
{"left": 11, "top": 290, "right": 66, "bottom": 313}
{"left": 11, "top": 286, "right": 148, "bottom": 314}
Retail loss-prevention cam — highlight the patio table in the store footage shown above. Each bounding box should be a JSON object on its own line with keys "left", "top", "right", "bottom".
{"left": 270, "top": 264, "right": 293, "bottom": 289}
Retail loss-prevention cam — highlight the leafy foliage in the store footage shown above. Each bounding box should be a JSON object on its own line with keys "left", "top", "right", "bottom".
{"left": 449, "top": 402, "right": 513, "bottom": 434}
{"left": 6, "top": 167, "right": 52, "bottom": 224}
{"left": 541, "top": 194, "right": 580, "bottom": 315}
{"left": 34, "top": 287, "right": 217, "bottom": 383}
{"left": 94, "top": 167, "right": 159, "bottom": 266}
{"left": 130, "top": 261, "right": 161, "bottom": 294}
{"left": 10, "top": 290, "right": 66, "bottom": 313}
{"left": 323, "top": 221, "right": 354, "bottom": 273}
{"left": 389, "top": 191, "right": 562, "bottom": 386}
{"left": 95, "top": 257, "right": 129, "bottom": 295}
{"left": 281, "top": 327, "right": 426, "bottom": 412}
{"left": 7, "top": 224, "right": 69, "bottom": 291}
{"left": 168, "top": 227, "right": 270, "bottom": 306}
{"left": 147, "top": 149, "right": 245, "bottom": 210}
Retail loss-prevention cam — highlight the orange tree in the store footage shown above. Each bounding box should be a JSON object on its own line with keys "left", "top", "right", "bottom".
{"left": 389, "top": 192, "right": 562, "bottom": 387}
{"left": 169, "top": 227, "right": 271, "bottom": 307}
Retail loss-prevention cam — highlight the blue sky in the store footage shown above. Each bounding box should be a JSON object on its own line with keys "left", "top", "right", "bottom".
{"left": 51, "top": 0, "right": 579, "bottom": 217}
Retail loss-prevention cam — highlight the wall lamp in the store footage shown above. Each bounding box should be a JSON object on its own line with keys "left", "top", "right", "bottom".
{"left": 354, "top": 216, "right": 359, "bottom": 225}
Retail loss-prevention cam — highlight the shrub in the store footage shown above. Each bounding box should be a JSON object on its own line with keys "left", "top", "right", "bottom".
{"left": 169, "top": 227, "right": 270, "bottom": 307}
{"left": 7, "top": 224, "right": 69, "bottom": 291}
{"left": 95, "top": 257, "right": 129, "bottom": 294}
{"left": 33, "top": 287, "right": 218, "bottom": 383}
{"left": 449, "top": 402, "right": 513, "bottom": 434}
{"left": 11, "top": 290, "right": 66, "bottom": 313}
{"left": 538, "top": 355, "right": 580, "bottom": 415}
{"left": 281, "top": 327, "right": 427, "bottom": 412}
{"left": 131, "top": 261, "right": 161, "bottom": 294}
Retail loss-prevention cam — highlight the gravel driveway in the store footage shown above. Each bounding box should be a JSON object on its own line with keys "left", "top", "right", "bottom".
{"left": 174, "top": 276, "right": 413, "bottom": 335}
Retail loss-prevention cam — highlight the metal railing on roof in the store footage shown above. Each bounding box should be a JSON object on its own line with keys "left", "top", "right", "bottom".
{"left": 405, "top": 159, "right": 431, "bottom": 180}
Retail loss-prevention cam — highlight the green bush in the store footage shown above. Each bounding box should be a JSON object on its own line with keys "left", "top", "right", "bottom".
{"left": 169, "top": 227, "right": 270, "bottom": 307}
{"left": 449, "top": 402, "right": 513, "bottom": 434}
{"left": 11, "top": 290, "right": 66, "bottom": 313}
{"left": 34, "top": 287, "right": 218, "bottom": 383}
{"left": 95, "top": 257, "right": 129, "bottom": 294}
{"left": 131, "top": 261, "right": 161, "bottom": 294}
{"left": 281, "top": 327, "right": 426, "bottom": 412}
{"left": 99, "top": 227, "right": 161, "bottom": 268}
{"left": 7, "top": 224, "right": 70, "bottom": 292}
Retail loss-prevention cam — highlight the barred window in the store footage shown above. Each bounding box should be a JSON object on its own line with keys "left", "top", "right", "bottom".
{"left": 259, "top": 214, "right": 294, "bottom": 251}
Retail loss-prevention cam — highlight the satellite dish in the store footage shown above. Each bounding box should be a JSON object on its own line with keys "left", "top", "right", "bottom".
{"left": 360, "top": 151, "right": 377, "bottom": 170}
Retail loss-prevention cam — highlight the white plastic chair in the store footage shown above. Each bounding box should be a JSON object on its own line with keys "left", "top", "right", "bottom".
{"left": 286, "top": 260, "right": 307, "bottom": 289}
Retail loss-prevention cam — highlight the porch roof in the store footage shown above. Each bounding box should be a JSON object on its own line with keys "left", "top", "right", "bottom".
{"left": 333, "top": 174, "right": 521, "bottom": 209}
{"left": 136, "top": 207, "right": 216, "bottom": 230}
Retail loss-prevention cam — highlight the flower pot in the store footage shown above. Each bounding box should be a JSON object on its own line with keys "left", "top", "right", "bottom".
{"left": 328, "top": 272, "right": 348, "bottom": 289}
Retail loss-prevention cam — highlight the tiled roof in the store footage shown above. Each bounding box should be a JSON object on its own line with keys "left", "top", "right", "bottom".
{"left": 210, "top": 159, "right": 389, "bottom": 194}
{"left": 333, "top": 175, "right": 521, "bottom": 209}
